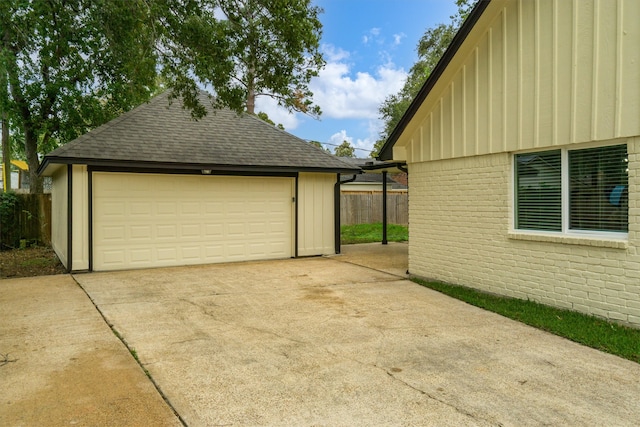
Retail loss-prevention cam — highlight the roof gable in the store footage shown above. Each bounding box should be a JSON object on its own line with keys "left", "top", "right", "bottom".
{"left": 380, "top": 0, "right": 640, "bottom": 162}
{"left": 40, "top": 91, "right": 359, "bottom": 175}
{"left": 378, "top": 0, "right": 491, "bottom": 160}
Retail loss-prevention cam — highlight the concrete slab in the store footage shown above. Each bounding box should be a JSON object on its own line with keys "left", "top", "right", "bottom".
{"left": 75, "top": 254, "right": 640, "bottom": 427}
{"left": 338, "top": 242, "right": 408, "bottom": 277}
{"left": 0, "top": 274, "right": 181, "bottom": 427}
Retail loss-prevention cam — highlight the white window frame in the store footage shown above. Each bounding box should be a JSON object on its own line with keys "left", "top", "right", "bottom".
{"left": 512, "top": 141, "right": 628, "bottom": 241}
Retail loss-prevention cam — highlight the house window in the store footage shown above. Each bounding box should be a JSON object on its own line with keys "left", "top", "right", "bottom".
{"left": 515, "top": 144, "right": 628, "bottom": 234}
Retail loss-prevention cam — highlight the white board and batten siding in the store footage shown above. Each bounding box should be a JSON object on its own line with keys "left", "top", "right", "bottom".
{"left": 393, "top": 0, "right": 640, "bottom": 163}
{"left": 50, "top": 166, "right": 68, "bottom": 268}
{"left": 50, "top": 164, "right": 90, "bottom": 271}
{"left": 92, "top": 173, "right": 295, "bottom": 271}
{"left": 297, "top": 172, "right": 336, "bottom": 257}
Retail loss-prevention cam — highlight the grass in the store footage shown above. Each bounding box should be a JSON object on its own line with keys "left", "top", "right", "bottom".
{"left": 413, "top": 278, "right": 640, "bottom": 364}
{"left": 341, "top": 223, "right": 408, "bottom": 244}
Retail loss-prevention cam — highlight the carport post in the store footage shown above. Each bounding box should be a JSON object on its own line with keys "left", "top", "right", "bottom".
{"left": 382, "top": 170, "right": 388, "bottom": 245}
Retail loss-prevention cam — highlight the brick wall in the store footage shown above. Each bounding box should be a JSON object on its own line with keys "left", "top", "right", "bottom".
{"left": 408, "top": 137, "right": 640, "bottom": 327}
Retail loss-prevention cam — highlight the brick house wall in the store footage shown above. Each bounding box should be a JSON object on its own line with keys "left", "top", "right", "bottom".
{"left": 409, "top": 137, "right": 640, "bottom": 327}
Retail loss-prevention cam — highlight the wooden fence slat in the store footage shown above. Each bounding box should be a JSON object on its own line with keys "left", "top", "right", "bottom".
{"left": 340, "top": 191, "right": 408, "bottom": 226}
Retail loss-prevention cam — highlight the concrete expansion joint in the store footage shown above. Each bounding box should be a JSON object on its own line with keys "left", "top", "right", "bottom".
{"left": 70, "top": 275, "right": 189, "bottom": 427}
{"left": 332, "top": 259, "right": 410, "bottom": 280}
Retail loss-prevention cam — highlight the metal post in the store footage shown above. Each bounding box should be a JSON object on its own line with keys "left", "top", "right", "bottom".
{"left": 382, "top": 170, "right": 388, "bottom": 245}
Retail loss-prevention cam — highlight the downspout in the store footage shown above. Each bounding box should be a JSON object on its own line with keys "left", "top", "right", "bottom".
{"left": 334, "top": 174, "right": 358, "bottom": 254}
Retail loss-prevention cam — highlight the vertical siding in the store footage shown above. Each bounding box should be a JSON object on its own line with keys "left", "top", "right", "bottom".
{"left": 72, "top": 165, "right": 89, "bottom": 270}
{"left": 297, "top": 173, "right": 335, "bottom": 257}
{"left": 400, "top": 0, "right": 640, "bottom": 163}
{"left": 619, "top": 0, "right": 640, "bottom": 137}
{"left": 51, "top": 167, "right": 68, "bottom": 269}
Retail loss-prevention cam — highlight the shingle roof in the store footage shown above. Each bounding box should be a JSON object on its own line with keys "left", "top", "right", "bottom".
{"left": 39, "top": 91, "right": 360, "bottom": 175}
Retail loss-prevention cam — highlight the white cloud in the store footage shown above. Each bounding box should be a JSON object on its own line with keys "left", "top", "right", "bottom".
{"left": 310, "top": 56, "right": 407, "bottom": 120}
{"left": 328, "top": 128, "right": 378, "bottom": 157}
{"left": 393, "top": 33, "right": 406, "bottom": 46}
{"left": 254, "top": 43, "right": 407, "bottom": 153}
{"left": 254, "top": 96, "right": 300, "bottom": 131}
{"left": 329, "top": 130, "right": 351, "bottom": 146}
{"left": 322, "top": 44, "right": 350, "bottom": 62}
{"left": 363, "top": 28, "right": 382, "bottom": 46}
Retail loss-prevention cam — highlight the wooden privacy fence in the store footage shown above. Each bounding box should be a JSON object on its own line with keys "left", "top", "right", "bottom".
{"left": 0, "top": 193, "right": 52, "bottom": 250}
{"left": 341, "top": 191, "right": 408, "bottom": 226}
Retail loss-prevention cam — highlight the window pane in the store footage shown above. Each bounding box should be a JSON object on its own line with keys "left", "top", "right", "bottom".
{"left": 515, "top": 150, "right": 562, "bottom": 231}
{"left": 569, "top": 144, "right": 628, "bottom": 232}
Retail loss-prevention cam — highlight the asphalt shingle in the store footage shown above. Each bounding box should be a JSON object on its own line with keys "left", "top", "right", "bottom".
{"left": 41, "top": 91, "right": 360, "bottom": 174}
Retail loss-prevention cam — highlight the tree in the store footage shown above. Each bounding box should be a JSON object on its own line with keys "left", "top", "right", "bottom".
{"left": 1, "top": 0, "right": 158, "bottom": 192}
{"left": 308, "top": 140, "right": 330, "bottom": 153}
{"left": 1, "top": 0, "right": 326, "bottom": 193}
{"left": 373, "top": 0, "right": 476, "bottom": 158}
{"left": 1, "top": 67, "right": 9, "bottom": 192}
{"left": 256, "top": 111, "right": 285, "bottom": 130}
{"left": 334, "top": 140, "right": 355, "bottom": 158}
{"left": 161, "top": 0, "right": 325, "bottom": 118}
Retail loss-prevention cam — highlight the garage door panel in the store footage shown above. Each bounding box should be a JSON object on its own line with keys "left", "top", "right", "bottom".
{"left": 180, "top": 224, "right": 201, "bottom": 238}
{"left": 157, "top": 225, "right": 177, "bottom": 239}
{"left": 204, "top": 224, "right": 223, "bottom": 237}
{"left": 156, "top": 247, "right": 177, "bottom": 261}
{"left": 131, "top": 249, "right": 152, "bottom": 263}
{"left": 93, "top": 173, "right": 293, "bottom": 271}
{"left": 130, "top": 225, "right": 151, "bottom": 240}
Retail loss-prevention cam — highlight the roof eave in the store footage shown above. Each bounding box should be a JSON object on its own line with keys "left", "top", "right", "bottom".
{"left": 38, "top": 157, "right": 361, "bottom": 176}
{"left": 378, "top": 0, "right": 492, "bottom": 161}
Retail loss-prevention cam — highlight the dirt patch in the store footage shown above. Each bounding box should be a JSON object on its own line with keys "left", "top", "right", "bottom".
{"left": 0, "top": 246, "right": 65, "bottom": 278}
{"left": 303, "top": 286, "right": 344, "bottom": 305}
{"left": 1, "top": 349, "right": 180, "bottom": 427}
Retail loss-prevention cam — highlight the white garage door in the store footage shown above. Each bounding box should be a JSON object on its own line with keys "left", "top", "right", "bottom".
{"left": 93, "top": 172, "right": 294, "bottom": 271}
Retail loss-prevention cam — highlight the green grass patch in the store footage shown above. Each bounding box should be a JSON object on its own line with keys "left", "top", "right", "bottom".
{"left": 341, "top": 223, "right": 408, "bottom": 244}
{"left": 413, "top": 278, "right": 640, "bottom": 364}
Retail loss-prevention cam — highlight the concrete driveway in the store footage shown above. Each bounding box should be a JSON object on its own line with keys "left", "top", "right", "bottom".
{"left": 73, "top": 243, "right": 640, "bottom": 426}
{"left": 0, "top": 275, "right": 181, "bottom": 427}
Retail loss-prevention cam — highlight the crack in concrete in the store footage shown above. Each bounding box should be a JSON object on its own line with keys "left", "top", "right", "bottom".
{"left": 323, "top": 347, "right": 500, "bottom": 426}
{"left": 181, "top": 298, "right": 309, "bottom": 345}
{"left": 380, "top": 368, "right": 484, "bottom": 423}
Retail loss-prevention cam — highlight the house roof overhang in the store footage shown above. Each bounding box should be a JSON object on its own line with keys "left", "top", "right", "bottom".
{"left": 377, "top": 0, "right": 492, "bottom": 161}
{"left": 336, "top": 157, "right": 407, "bottom": 175}
{"left": 38, "top": 157, "right": 361, "bottom": 177}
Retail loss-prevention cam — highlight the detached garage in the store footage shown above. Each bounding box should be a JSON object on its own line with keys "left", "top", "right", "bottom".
{"left": 38, "top": 92, "right": 359, "bottom": 272}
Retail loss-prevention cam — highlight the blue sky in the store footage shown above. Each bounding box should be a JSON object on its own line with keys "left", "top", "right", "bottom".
{"left": 256, "top": 0, "right": 459, "bottom": 157}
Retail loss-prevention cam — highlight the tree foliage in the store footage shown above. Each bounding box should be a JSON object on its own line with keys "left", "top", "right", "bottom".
{"left": 334, "top": 140, "right": 355, "bottom": 158}
{"left": 372, "top": 0, "right": 476, "bottom": 158}
{"left": 308, "top": 140, "right": 329, "bottom": 153}
{"left": 157, "top": 0, "right": 324, "bottom": 118}
{"left": 0, "top": 0, "right": 159, "bottom": 192}
{"left": 256, "top": 112, "right": 285, "bottom": 130}
{"left": 0, "top": 0, "right": 325, "bottom": 193}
